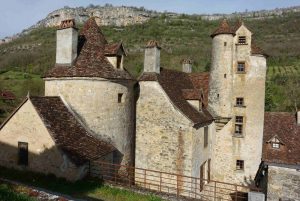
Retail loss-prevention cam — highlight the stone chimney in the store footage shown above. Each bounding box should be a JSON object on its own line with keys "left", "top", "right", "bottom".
{"left": 144, "top": 40, "right": 161, "bottom": 74}
{"left": 297, "top": 111, "right": 300, "bottom": 125}
{"left": 182, "top": 58, "right": 193, "bottom": 73}
{"left": 56, "top": 19, "right": 78, "bottom": 66}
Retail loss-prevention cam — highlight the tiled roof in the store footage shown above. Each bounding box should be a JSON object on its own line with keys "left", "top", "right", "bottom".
{"left": 251, "top": 43, "right": 268, "bottom": 57}
{"left": 139, "top": 68, "right": 213, "bottom": 127}
{"left": 45, "top": 18, "right": 134, "bottom": 80}
{"left": 211, "top": 19, "right": 235, "bottom": 38}
{"left": 263, "top": 112, "right": 300, "bottom": 166}
{"left": 188, "top": 72, "right": 210, "bottom": 107}
{"left": 105, "top": 42, "right": 125, "bottom": 56}
{"left": 30, "top": 96, "right": 116, "bottom": 166}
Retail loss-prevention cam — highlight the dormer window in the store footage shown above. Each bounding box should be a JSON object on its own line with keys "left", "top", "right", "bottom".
{"left": 271, "top": 137, "right": 281, "bottom": 149}
{"left": 238, "top": 36, "right": 246, "bottom": 44}
{"left": 117, "top": 55, "right": 122, "bottom": 69}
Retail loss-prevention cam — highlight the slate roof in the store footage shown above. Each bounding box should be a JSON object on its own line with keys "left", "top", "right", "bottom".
{"left": 45, "top": 18, "right": 134, "bottom": 80}
{"left": 263, "top": 112, "right": 300, "bottom": 166}
{"left": 139, "top": 68, "right": 213, "bottom": 127}
{"left": 30, "top": 96, "right": 116, "bottom": 165}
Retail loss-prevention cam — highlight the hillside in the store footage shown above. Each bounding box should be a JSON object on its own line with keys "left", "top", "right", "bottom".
{"left": 1, "top": 12, "right": 300, "bottom": 123}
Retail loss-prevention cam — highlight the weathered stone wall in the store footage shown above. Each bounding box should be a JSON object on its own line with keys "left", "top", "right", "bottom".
{"left": 209, "top": 34, "right": 234, "bottom": 118}
{"left": 56, "top": 27, "right": 78, "bottom": 65}
{"left": 0, "top": 100, "right": 86, "bottom": 181}
{"left": 211, "top": 25, "right": 267, "bottom": 185}
{"left": 143, "top": 48, "right": 160, "bottom": 73}
{"left": 267, "top": 165, "right": 300, "bottom": 201}
{"left": 136, "top": 81, "right": 213, "bottom": 181}
{"left": 44, "top": 78, "right": 135, "bottom": 166}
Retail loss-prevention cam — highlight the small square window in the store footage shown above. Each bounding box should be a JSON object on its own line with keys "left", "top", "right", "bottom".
{"left": 236, "top": 98, "right": 244, "bottom": 106}
{"left": 238, "top": 36, "right": 246, "bottom": 44}
{"left": 237, "top": 62, "right": 245, "bottom": 72}
{"left": 235, "top": 116, "right": 243, "bottom": 123}
{"left": 272, "top": 143, "right": 280, "bottom": 149}
{"left": 236, "top": 160, "right": 244, "bottom": 170}
{"left": 118, "top": 93, "right": 123, "bottom": 103}
{"left": 235, "top": 124, "right": 243, "bottom": 134}
{"left": 224, "top": 42, "right": 227, "bottom": 46}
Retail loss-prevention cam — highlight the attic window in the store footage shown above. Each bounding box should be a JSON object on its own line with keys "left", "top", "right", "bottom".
{"left": 238, "top": 36, "right": 246, "bottom": 44}
{"left": 271, "top": 137, "right": 281, "bottom": 149}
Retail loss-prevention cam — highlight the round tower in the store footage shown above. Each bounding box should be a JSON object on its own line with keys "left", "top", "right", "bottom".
{"left": 208, "top": 19, "right": 235, "bottom": 118}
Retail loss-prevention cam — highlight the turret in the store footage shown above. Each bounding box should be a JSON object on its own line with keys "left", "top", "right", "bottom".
{"left": 56, "top": 19, "right": 78, "bottom": 66}
{"left": 208, "top": 19, "right": 235, "bottom": 118}
{"left": 143, "top": 40, "right": 161, "bottom": 74}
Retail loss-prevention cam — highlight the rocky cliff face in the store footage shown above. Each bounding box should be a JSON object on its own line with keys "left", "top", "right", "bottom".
{"left": 32, "top": 6, "right": 160, "bottom": 28}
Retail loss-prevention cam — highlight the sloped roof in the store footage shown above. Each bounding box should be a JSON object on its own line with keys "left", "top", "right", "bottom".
{"left": 263, "top": 112, "right": 300, "bottom": 166}
{"left": 45, "top": 18, "right": 134, "bottom": 80}
{"left": 139, "top": 68, "right": 213, "bottom": 127}
{"left": 30, "top": 96, "right": 116, "bottom": 165}
{"left": 105, "top": 42, "right": 126, "bottom": 56}
{"left": 211, "top": 19, "right": 235, "bottom": 38}
{"left": 188, "top": 72, "right": 210, "bottom": 107}
{"left": 251, "top": 42, "right": 268, "bottom": 57}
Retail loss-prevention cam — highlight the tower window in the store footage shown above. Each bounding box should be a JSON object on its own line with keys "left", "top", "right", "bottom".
{"left": 117, "top": 56, "right": 122, "bottom": 69}
{"left": 118, "top": 93, "right": 123, "bottom": 103}
{"left": 236, "top": 160, "right": 244, "bottom": 170}
{"left": 235, "top": 116, "right": 244, "bottom": 136}
{"left": 237, "top": 62, "right": 245, "bottom": 72}
{"left": 236, "top": 97, "right": 244, "bottom": 107}
{"left": 18, "top": 142, "right": 28, "bottom": 166}
{"left": 204, "top": 126, "right": 208, "bottom": 148}
{"left": 238, "top": 36, "right": 246, "bottom": 44}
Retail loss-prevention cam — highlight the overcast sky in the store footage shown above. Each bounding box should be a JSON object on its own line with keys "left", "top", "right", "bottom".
{"left": 1, "top": 0, "right": 300, "bottom": 38}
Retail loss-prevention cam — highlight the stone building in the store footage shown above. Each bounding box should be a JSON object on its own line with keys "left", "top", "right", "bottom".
{"left": 136, "top": 41, "right": 214, "bottom": 183}
{"left": 208, "top": 20, "right": 268, "bottom": 184}
{"left": 255, "top": 112, "right": 300, "bottom": 201}
{"left": 0, "top": 18, "right": 136, "bottom": 180}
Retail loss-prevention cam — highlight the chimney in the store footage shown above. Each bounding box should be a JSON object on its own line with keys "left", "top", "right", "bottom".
{"left": 144, "top": 40, "right": 161, "bottom": 74}
{"left": 182, "top": 58, "right": 193, "bottom": 73}
{"left": 297, "top": 111, "right": 300, "bottom": 125}
{"left": 56, "top": 19, "right": 78, "bottom": 66}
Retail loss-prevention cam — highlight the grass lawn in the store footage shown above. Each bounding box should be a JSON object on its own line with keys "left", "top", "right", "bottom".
{"left": 0, "top": 166, "right": 163, "bottom": 201}
{"left": 0, "top": 183, "right": 35, "bottom": 201}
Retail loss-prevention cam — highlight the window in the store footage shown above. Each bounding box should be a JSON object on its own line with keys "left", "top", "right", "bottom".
{"left": 117, "top": 56, "right": 122, "bottom": 69}
{"left": 236, "top": 160, "right": 244, "bottom": 170}
{"left": 18, "top": 142, "right": 28, "bottom": 166}
{"left": 236, "top": 97, "right": 244, "bottom": 107}
{"left": 271, "top": 137, "right": 280, "bottom": 149}
{"left": 237, "top": 62, "right": 245, "bottom": 72}
{"left": 118, "top": 93, "right": 123, "bottom": 103}
{"left": 235, "top": 116, "right": 244, "bottom": 135}
{"left": 238, "top": 36, "right": 246, "bottom": 44}
{"left": 224, "top": 42, "right": 227, "bottom": 46}
{"left": 204, "top": 126, "right": 208, "bottom": 148}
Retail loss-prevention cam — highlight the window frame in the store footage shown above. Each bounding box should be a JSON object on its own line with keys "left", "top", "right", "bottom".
{"left": 234, "top": 116, "right": 244, "bottom": 136}
{"left": 238, "top": 36, "right": 247, "bottom": 44}
{"left": 118, "top": 93, "right": 123, "bottom": 103}
{"left": 236, "top": 160, "right": 244, "bottom": 170}
{"left": 237, "top": 62, "right": 246, "bottom": 73}
{"left": 236, "top": 97, "right": 244, "bottom": 107}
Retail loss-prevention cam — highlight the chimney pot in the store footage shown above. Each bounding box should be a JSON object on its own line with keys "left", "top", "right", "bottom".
{"left": 56, "top": 19, "right": 78, "bottom": 66}
{"left": 144, "top": 40, "right": 161, "bottom": 74}
{"left": 182, "top": 58, "right": 193, "bottom": 73}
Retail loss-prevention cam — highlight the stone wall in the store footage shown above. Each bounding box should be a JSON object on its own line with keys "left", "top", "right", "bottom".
{"left": 136, "top": 81, "right": 213, "bottom": 190}
{"left": 211, "top": 25, "right": 267, "bottom": 185}
{"left": 267, "top": 165, "right": 300, "bottom": 201}
{"left": 0, "top": 100, "right": 86, "bottom": 181}
{"left": 45, "top": 78, "right": 135, "bottom": 167}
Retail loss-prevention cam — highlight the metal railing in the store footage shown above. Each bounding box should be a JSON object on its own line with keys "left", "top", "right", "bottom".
{"left": 89, "top": 161, "right": 261, "bottom": 201}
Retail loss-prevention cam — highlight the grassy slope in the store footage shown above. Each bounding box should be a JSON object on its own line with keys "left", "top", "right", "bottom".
{"left": 1, "top": 13, "right": 300, "bottom": 120}
{"left": 0, "top": 166, "right": 162, "bottom": 201}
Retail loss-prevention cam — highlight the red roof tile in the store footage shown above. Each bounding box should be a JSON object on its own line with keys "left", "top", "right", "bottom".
{"left": 263, "top": 112, "right": 300, "bottom": 166}
{"left": 139, "top": 69, "right": 213, "bottom": 127}
{"left": 188, "top": 72, "right": 210, "bottom": 107}
{"left": 211, "top": 19, "right": 235, "bottom": 38}
{"left": 251, "top": 43, "right": 268, "bottom": 57}
{"left": 45, "top": 18, "right": 134, "bottom": 80}
{"left": 30, "top": 96, "right": 116, "bottom": 165}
